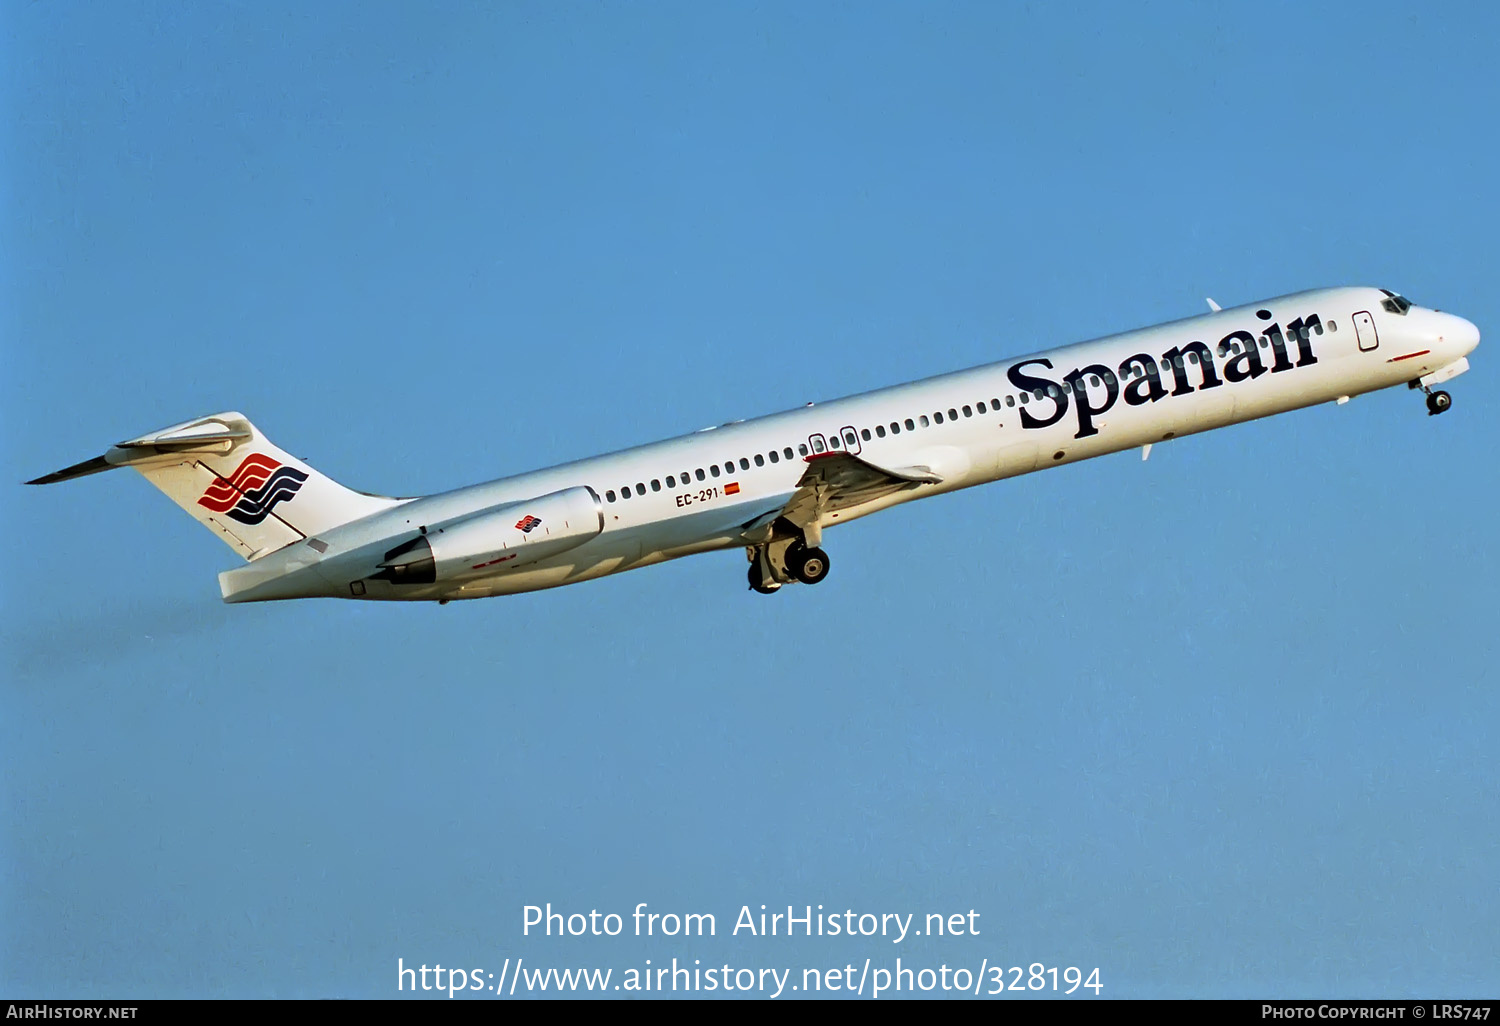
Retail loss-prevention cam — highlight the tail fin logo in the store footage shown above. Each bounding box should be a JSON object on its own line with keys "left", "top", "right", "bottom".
{"left": 198, "top": 454, "right": 309, "bottom": 526}
{"left": 515, "top": 515, "right": 542, "bottom": 533}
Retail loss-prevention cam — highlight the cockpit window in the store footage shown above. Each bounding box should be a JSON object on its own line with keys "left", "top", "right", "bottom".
{"left": 1379, "top": 289, "right": 1412, "bottom": 315}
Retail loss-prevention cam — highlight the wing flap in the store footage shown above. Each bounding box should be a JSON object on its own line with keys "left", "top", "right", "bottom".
{"left": 747, "top": 450, "right": 935, "bottom": 537}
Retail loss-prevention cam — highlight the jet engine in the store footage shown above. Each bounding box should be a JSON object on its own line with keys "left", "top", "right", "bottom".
{"left": 372, "top": 486, "right": 603, "bottom": 585}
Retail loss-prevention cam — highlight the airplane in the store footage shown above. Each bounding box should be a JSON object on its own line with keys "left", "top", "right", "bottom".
{"left": 27, "top": 286, "right": 1480, "bottom": 604}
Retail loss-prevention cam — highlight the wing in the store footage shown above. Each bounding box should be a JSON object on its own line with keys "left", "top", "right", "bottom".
{"left": 739, "top": 450, "right": 943, "bottom": 542}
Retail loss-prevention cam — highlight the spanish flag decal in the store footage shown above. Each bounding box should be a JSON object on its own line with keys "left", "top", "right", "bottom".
{"left": 725, "top": 482, "right": 741, "bottom": 495}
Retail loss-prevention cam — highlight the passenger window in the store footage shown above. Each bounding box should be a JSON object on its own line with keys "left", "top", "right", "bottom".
{"left": 1089, "top": 375, "right": 1100, "bottom": 387}
{"left": 621, "top": 487, "right": 631, "bottom": 499}
{"left": 829, "top": 435, "right": 841, "bottom": 449}
{"left": 976, "top": 402, "right": 986, "bottom": 414}
{"left": 696, "top": 469, "right": 706, "bottom": 481}
{"left": 797, "top": 444, "right": 807, "bottom": 456}
{"left": 875, "top": 425, "right": 886, "bottom": 438}
{"left": 754, "top": 454, "right": 764, "bottom": 467}
{"left": 709, "top": 465, "right": 720, "bottom": 478}
{"left": 1019, "top": 392, "right": 1029, "bottom": 404}
{"left": 1173, "top": 356, "right": 1184, "bottom": 368}
{"left": 844, "top": 429, "right": 858, "bottom": 447}
{"left": 861, "top": 428, "right": 871, "bottom": 441}
{"left": 739, "top": 458, "right": 749, "bottom": 470}
{"left": 1033, "top": 389, "right": 1045, "bottom": 400}
{"left": 651, "top": 479, "right": 661, "bottom": 492}
{"left": 933, "top": 412, "right": 944, "bottom": 424}
{"left": 1047, "top": 386, "right": 1059, "bottom": 398}
{"left": 666, "top": 475, "right": 676, "bottom": 488}
{"left": 769, "top": 451, "right": 779, "bottom": 463}
{"left": 1006, "top": 395, "right": 1016, "bottom": 407}
{"left": 636, "top": 483, "right": 645, "bottom": 494}
{"left": 948, "top": 408, "right": 958, "bottom": 420}
{"left": 812, "top": 437, "right": 826, "bottom": 454}
{"left": 904, "top": 418, "right": 915, "bottom": 431}
{"left": 724, "top": 462, "right": 733, "bottom": 473}
{"left": 991, "top": 398, "right": 1001, "bottom": 409}
{"left": 963, "top": 405, "right": 972, "bottom": 417}
{"left": 1328, "top": 320, "right": 1338, "bottom": 332}
{"left": 606, "top": 490, "right": 616, "bottom": 502}
{"left": 920, "top": 415, "right": 930, "bottom": 427}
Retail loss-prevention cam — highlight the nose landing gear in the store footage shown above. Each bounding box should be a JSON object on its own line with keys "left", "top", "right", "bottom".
{"left": 1411, "top": 377, "right": 1455, "bottom": 416}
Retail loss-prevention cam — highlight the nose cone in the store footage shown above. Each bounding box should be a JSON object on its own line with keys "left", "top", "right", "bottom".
{"left": 1441, "top": 312, "right": 1480, "bottom": 357}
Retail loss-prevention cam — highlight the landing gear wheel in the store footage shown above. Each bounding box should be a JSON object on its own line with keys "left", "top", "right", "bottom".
{"left": 1427, "top": 390, "right": 1452, "bottom": 416}
{"left": 748, "top": 564, "right": 780, "bottom": 595}
{"left": 786, "top": 545, "right": 831, "bottom": 585}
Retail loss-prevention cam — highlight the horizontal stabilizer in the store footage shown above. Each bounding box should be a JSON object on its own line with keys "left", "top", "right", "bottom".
{"left": 27, "top": 414, "right": 257, "bottom": 484}
{"left": 116, "top": 424, "right": 252, "bottom": 450}
{"left": 28, "top": 412, "right": 404, "bottom": 560}
{"left": 26, "top": 455, "right": 116, "bottom": 486}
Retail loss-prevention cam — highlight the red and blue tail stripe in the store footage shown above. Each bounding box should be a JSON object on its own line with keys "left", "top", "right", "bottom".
{"left": 198, "top": 454, "right": 309, "bottom": 526}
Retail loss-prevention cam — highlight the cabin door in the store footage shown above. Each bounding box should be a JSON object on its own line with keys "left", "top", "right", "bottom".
{"left": 1353, "top": 310, "right": 1379, "bottom": 352}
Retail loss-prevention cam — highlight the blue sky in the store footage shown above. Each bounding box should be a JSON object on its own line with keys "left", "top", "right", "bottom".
{"left": 4, "top": 0, "right": 1497, "bottom": 999}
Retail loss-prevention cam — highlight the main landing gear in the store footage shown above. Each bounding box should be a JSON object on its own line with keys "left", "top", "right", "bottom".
{"left": 748, "top": 563, "right": 781, "bottom": 594}
{"left": 746, "top": 540, "right": 832, "bottom": 595}
{"left": 785, "top": 542, "right": 831, "bottom": 585}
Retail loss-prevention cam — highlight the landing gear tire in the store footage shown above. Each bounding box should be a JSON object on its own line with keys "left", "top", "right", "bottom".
{"left": 748, "top": 564, "right": 780, "bottom": 595}
{"left": 1427, "top": 390, "right": 1452, "bottom": 416}
{"left": 785, "top": 544, "right": 831, "bottom": 585}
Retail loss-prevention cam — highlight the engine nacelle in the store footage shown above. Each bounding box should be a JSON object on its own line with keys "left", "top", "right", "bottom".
{"left": 372, "top": 486, "right": 603, "bottom": 585}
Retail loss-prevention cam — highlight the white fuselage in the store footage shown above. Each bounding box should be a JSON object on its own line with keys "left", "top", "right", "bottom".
{"left": 221, "top": 286, "right": 1479, "bottom": 602}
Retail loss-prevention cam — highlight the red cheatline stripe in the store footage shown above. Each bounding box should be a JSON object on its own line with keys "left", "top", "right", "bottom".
{"left": 1388, "top": 350, "right": 1431, "bottom": 363}
{"left": 471, "top": 553, "right": 516, "bottom": 570}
